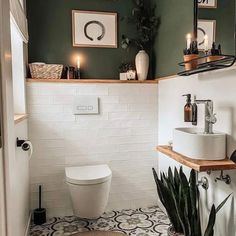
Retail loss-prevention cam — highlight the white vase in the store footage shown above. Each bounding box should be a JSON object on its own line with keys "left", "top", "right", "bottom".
{"left": 135, "top": 50, "right": 149, "bottom": 81}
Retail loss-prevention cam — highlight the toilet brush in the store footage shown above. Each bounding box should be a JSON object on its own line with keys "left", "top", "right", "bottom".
{"left": 33, "top": 185, "right": 46, "bottom": 225}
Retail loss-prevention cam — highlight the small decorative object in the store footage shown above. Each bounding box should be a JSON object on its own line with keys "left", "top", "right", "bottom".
{"left": 198, "top": 0, "right": 217, "bottom": 8}
{"left": 121, "top": 0, "right": 159, "bottom": 79}
{"left": 198, "top": 20, "right": 216, "bottom": 51}
{"left": 29, "top": 63, "right": 63, "bottom": 79}
{"left": 119, "top": 62, "right": 134, "bottom": 81}
{"left": 207, "top": 42, "right": 225, "bottom": 62}
{"left": 135, "top": 50, "right": 149, "bottom": 80}
{"left": 119, "top": 73, "right": 127, "bottom": 81}
{"left": 66, "top": 66, "right": 76, "bottom": 80}
{"left": 152, "top": 167, "right": 231, "bottom": 236}
{"left": 72, "top": 10, "right": 117, "bottom": 48}
{"left": 183, "top": 39, "right": 199, "bottom": 71}
{"left": 126, "top": 69, "right": 136, "bottom": 80}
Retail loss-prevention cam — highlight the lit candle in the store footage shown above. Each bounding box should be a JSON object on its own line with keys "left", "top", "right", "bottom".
{"left": 186, "top": 33, "right": 192, "bottom": 49}
{"left": 77, "top": 57, "right": 81, "bottom": 69}
{"left": 204, "top": 35, "right": 209, "bottom": 51}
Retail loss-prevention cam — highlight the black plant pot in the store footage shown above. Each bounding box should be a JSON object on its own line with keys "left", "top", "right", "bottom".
{"left": 167, "top": 226, "right": 184, "bottom": 236}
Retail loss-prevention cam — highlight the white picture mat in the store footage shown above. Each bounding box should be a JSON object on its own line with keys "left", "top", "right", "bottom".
{"left": 198, "top": 20, "right": 216, "bottom": 50}
{"left": 72, "top": 11, "right": 117, "bottom": 48}
{"left": 198, "top": 0, "right": 217, "bottom": 8}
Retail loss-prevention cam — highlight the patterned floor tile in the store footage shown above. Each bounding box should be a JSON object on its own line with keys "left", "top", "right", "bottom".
{"left": 30, "top": 206, "right": 170, "bottom": 236}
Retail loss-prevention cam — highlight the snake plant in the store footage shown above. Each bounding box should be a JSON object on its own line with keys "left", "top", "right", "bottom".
{"left": 152, "top": 167, "right": 231, "bottom": 236}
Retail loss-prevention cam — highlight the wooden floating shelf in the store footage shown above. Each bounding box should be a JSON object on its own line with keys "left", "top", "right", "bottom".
{"left": 157, "top": 145, "right": 236, "bottom": 172}
{"left": 14, "top": 114, "right": 28, "bottom": 124}
{"left": 26, "top": 79, "right": 158, "bottom": 84}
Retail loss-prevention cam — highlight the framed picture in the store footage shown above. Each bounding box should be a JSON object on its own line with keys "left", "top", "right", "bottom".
{"left": 72, "top": 10, "right": 117, "bottom": 48}
{"left": 198, "top": 0, "right": 217, "bottom": 8}
{"left": 198, "top": 20, "right": 216, "bottom": 51}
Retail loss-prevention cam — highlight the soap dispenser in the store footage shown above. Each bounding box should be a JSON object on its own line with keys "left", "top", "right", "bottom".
{"left": 183, "top": 94, "right": 193, "bottom": 122}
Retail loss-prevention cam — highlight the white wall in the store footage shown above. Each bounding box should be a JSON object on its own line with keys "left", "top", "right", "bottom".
{"left": 158, "top": 68, "right": 236, "bottom": 236}
{"left": 27, "top": 82, "right": 158, "bottom": 218}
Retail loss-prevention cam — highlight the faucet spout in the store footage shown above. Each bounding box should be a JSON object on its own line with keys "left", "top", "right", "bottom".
{"left": 195, "top": 99, "right": 216, "bottom": 134}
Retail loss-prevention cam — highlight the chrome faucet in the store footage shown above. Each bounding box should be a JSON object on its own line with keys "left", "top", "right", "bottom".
{"left": 195, "top": 99, "right": 217, "bottom": 134}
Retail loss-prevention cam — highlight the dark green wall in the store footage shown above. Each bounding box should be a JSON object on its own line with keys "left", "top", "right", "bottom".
{"left": 26, "top": 0, "right": 138, "bottom": 79}
{"left": 153, "top": 0, "right": 194, "bottom": 78}
{"left": 199, "top": 0, "right": 235, "bottom": 55}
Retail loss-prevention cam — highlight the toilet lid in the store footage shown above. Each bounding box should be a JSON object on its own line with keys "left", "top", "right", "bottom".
{"left": 65, "top": 165, "right": 112, "bottom": 185}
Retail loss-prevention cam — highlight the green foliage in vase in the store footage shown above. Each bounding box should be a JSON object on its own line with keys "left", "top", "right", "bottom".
{"left": 152, "top": 167, "right": 231, "bottom": 236}
{"left": 121, "top": 0, "right": 160, "bottom": 50}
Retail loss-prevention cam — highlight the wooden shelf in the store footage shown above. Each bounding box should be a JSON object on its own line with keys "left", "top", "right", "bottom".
{"left": 27, "top": 79, "right": 159, "bottom": 84}
{"left": 157, "top": 145, "right": 236, "bottom": 172}
{"left": 14, "top": 114, "right": 28, "bottom": 124}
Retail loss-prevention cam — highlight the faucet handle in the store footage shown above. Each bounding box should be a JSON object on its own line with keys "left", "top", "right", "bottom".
{"left": 206, "top": 113, "right": 217, "bottom": 124}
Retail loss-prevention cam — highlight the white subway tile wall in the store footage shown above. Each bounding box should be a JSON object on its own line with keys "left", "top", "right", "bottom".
{"left": 27, "top": 83, "right": 158, "bottom": 218}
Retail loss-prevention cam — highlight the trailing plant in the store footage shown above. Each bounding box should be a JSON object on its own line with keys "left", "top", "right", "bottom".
{"left": 152, "top": 167, "right": 231, "bottom": 236}
{"left": 121, "top": 0, "right": 160, "bottom": 50}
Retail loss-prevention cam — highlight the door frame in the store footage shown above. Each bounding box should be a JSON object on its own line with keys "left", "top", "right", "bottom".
{"left": 0, "top": 0, "right": 15, "bottom": 235}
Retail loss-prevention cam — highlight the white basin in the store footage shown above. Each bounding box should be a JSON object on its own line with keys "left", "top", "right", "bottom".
{"left": 173, "top": 128, "right": 226, "bottom": 160}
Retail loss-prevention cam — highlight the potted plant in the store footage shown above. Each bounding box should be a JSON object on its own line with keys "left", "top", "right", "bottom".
{"left": 121, "top": 0, "right": 160, "bottom": 80}
{"left": 207, "top": 43, "right": 225, "bottom": 63}
{"left": 152, "top": 167, "right": 231, "bottom": 236}
{"left": 119, "top": 62, "right": 135, "bottom": 80}
{"left": 183, "top": 41, "right": 199, "bottom": 71}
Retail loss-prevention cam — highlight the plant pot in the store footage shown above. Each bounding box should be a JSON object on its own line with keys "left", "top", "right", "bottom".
{"left": 135, "top": 50, "right": 149, "bottom": 81}
{"left": 207, "top": 55, "right": 225, "bottom": 62}
{"left": 183, "top": 54, "right": 199, "bottom": 71}
{"left": 167, "top": 226, "right": 184, "bottom": 236}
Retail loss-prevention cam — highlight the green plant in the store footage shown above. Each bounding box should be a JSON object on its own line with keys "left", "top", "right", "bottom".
{"left": 121, "top": 0, "right": 160, "bottom": 50}
{"left": 119, "top": 62, "right": 135, "bottom": 73}
{"left": 152, "top": 167, "right": 231, "bottom": 236}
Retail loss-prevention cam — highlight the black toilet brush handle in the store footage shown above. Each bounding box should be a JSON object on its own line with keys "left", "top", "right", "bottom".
{"left": 39, "top": 185, "right": 42, "bottom": 210}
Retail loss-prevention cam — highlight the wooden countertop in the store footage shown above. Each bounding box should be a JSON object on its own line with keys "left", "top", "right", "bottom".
{"left": 157, "top": 145, "right": 236, "bottom": 172}
{"left": 27, "top": 79, "right": 159, "bottom": 84}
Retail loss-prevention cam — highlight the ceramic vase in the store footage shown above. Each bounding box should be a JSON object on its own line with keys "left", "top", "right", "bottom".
{"left": 135, "top": 50, "right": 149, "bottom": 81}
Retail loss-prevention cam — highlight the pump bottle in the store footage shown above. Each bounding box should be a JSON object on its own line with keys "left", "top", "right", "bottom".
{"left": 183, "top": 94, "right": 193, "bottom": 122}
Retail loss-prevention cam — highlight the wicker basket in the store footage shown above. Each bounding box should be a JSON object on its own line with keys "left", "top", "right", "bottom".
{"left": 29, "top": 63, "right": 63, "bottom": 79}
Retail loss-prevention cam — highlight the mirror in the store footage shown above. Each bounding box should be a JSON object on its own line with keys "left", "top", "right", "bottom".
{"left": 197, "top": 0, "right": 236, "bottom": 55}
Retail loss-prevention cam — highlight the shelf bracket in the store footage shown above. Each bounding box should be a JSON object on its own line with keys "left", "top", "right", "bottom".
{"left": 196, "top": 171, "right": 209, "bottom": 190}
{"left": 215, "top": 170, "right": 231, "bottom": 185}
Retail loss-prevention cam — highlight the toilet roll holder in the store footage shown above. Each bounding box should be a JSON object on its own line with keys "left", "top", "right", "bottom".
{"left": 16, "top": 138, "right": 32, "bottom": 151}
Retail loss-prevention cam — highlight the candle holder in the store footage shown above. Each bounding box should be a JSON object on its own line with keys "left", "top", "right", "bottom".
{"left": 76, "top": 68, "right": 81, "bottom": 79}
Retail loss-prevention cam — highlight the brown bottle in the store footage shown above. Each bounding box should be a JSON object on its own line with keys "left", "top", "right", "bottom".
{"left": 183, "top": 94, "right": 193, "bottom": 122}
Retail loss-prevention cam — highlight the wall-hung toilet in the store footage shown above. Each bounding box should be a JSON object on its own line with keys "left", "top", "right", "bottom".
{"left": 65, "top": 164, "right": 112, "bottom": 219}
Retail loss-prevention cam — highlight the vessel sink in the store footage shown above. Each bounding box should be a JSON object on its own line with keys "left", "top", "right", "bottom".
{"left": 173, "top": 128, "right": 226, "bottom": 160}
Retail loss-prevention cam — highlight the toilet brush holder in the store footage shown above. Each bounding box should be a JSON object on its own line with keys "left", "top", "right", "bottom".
{"left": 33, "top": 185, "right": 46, "bottom": 225}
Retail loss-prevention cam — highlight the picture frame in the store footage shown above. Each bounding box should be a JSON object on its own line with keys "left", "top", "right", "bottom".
{"left": 198, "top": 19, "right": 216, "bottom": 51}
{"left": 198, "top": 0, "right": 217, "bottom": 9}
{"left": 72, "top": 10, "right": 117, "bottom": 48}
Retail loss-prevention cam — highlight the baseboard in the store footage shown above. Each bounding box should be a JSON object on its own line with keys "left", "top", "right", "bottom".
{"left": 24, "top": 213, "right": 32, "bottom": 236}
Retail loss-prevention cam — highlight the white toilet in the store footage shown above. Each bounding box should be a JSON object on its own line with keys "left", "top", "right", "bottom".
{"left": 65, "top": 164, "right": 112, "bottom": 219}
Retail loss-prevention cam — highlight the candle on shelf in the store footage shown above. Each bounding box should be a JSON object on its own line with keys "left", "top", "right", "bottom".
{"left": 77, "top": 57, "right": 81, "bottom": 69}
{"left": 186, "top": 33, "right": 192, "bottom": 49}
{"left": 204, "top": 35, "right": 209, "bottom": 52}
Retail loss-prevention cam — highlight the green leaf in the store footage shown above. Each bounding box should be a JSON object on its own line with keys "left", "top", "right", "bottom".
{"left": 204, "top": 205, "right": 216, "bottom": 236}
{"left": 216, "top": 193, "right": 232, "bottom": 213}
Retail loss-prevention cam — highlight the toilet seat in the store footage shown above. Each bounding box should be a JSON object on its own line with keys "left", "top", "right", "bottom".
{"left": 65, "top": 164, "right": 112, "bottom": 185}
